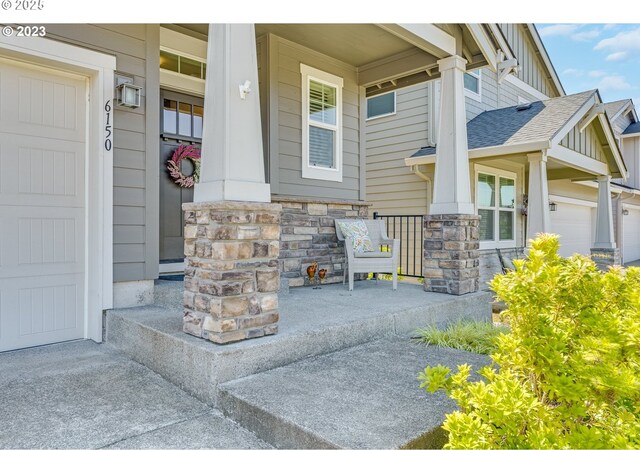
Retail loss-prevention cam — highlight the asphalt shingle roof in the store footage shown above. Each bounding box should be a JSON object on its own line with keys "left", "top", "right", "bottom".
{"left": 604, "top": 99, "right": 630, "bottom": 120}
{"left": 409, "top": 90, "right": 596, "bottom": 158}
{"left": 623, "top": 121, "right": 640, "bottom": 135}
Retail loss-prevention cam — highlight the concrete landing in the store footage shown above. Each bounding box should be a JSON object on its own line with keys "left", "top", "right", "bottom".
{"left": 219, "top": 338, "right": 491, "bottom": 449}
{"left": 0, "top": 340, "right": 270, "bottom": 449}
{"left": 107, "top": 280, "right": 492, "bottom": 406}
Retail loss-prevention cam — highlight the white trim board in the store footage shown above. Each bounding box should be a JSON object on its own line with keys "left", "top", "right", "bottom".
{"left": 0, "top": 35, "right": 116, "bottom": 344}
{"left": 548, "top": 194, "right": 597, "bottom": 209}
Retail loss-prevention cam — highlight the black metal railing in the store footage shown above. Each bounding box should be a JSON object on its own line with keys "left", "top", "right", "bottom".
{"left": 373, "top": 212, "right": 424, "bottom": 278}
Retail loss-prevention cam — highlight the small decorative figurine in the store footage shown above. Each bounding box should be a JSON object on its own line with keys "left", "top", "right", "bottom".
{"left": 306, "top": 262, "right": 318, "bottom": 286}
{"left": 318, "top": 268, "right": 327, "bottom": 287}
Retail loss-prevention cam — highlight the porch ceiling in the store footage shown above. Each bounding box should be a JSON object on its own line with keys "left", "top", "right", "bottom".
{"left": 255, "top": 24, "right": 415, "bottom": 67}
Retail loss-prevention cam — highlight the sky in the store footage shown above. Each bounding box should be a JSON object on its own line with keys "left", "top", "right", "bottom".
{"left": 536, "top": 24, "right": 640, "bottom": 108}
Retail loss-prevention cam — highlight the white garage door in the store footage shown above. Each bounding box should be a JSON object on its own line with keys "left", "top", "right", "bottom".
{"left": 623, "top": 208, "right": 640, "bottom": 263}
{"left": 549, "top": 201, "right": 593, "bottom": 258}
{"left": 0, "top": 59, "right": 86, "bottom": 352}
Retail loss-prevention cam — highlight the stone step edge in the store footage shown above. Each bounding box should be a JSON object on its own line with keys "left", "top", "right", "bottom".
{"left": 218, "top": 383, "right": 340, "bottom": 450}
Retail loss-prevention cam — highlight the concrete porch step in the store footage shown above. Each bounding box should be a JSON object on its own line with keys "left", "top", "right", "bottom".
{"left": 218, "top": 338, "right": 491, "bottom": 449}
{"left": 107, "top": 280, "right": 492, "bottom": 409}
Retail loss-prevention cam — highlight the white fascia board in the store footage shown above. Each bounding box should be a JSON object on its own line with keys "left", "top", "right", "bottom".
{"left": 404, "top": 140, "right": 550, "bottom": 167}
{"left": 466, "top": 24, "right": 498, "bottom": 71}
{"left": 622, "top": 132, "right": 640, "bottom": 139}
{"left": 548, "top": 144, "right": 609, "bottom": 176}
{"left": 571, "top": 180, "right": 631, "bottom": 195}
{"left": 598, "top": 114, "right": 628, "bottom": 180}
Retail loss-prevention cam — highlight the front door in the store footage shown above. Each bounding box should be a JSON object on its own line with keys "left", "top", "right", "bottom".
{"left": 159, "top": 90, "right": 204, "bottom": 264}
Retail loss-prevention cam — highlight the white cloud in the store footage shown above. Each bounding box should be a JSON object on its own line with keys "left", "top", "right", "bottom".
{"left": 597, "top": 75, "right": 631, "bottom": 91}
{"left": 572, "top": 29, "right": 601, "bottom": 42}
{"left": 603, "top": 24, "right": 617, "bottom": 31}
{"left": 538, "top": 24, "right": 579, "bottom": 37}
{"left": 588, "top": 70, "right": 606, "bottom": 77}
{"left": 605, "top": 51, "right": 628, "bottom": 62}
{"left": 595, "top": 28, "right": 640, "bottom": 52}
{"left": 562, "top": 68, "right": 583, "bottom": 77}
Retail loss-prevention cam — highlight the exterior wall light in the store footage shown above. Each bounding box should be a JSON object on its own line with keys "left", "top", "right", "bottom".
{"left": 115, "top": 73, "right": 142, "bottom": 108}
{"left": 549, "top": 202, "right": 557, "bottom": 212}
{"left": 623, "top": 209, "right": 630, "bottom": 216}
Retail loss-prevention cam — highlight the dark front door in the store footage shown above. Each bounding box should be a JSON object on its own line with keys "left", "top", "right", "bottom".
{"left": 160, "top": 90, "right": 204, "bottom": 263}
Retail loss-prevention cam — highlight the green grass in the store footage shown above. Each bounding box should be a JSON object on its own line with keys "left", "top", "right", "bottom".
{"left": 414, "top": 320, "right": 508, "bottom": 355}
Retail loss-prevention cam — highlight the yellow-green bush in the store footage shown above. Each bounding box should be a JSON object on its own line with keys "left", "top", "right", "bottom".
{"left": 418, "top": 234, "right": 640, "bottom": 448}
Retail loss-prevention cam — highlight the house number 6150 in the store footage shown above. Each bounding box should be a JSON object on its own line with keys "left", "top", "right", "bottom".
{"left": 104, "top": 100, "right": 113, "bottom": 151}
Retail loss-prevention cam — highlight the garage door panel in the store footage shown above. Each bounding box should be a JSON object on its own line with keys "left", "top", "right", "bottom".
{"left": 0, "top": 62, "right": 86, "bottom": 142}
{"left": 622, "top": 208, "right": 640, "bottom": 263}
{"left": 0, "top": 274, "right": 84, "bottom": 352}
{"left": 0, "top": 207, "right": 84, "bottom": 278}
{"left": 0, "top": 133, "right": 84, "bottom": 208}
{"left": 0, "top": 59, "right": 86, "bottom": 352}
{"left": 549, "top": 202, "right": 593, "bottom": 258}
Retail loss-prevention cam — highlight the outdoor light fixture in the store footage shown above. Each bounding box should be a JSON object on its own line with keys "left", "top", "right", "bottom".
{"left": 115, "top": 73, "right": 142, "bottom": 108}
{"left": 549, "top": 202, "right": 557, "bottom": 212}
{"left": 623, "top": 209, "right": 630, "bottom": 216}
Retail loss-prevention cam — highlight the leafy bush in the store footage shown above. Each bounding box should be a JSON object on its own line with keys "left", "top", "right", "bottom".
{"left": 418, "top": 234, "right": 640, "bottom": 448}
{"left": 415, "top": 320, "right": 507, "bottom": 355}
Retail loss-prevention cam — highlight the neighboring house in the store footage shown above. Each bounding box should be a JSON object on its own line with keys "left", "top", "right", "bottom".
{"left": 0, "top": 23, "right": 516, "bottom": 350}
{"left": 368, "top": 23, "right": 638, "bottom": 283}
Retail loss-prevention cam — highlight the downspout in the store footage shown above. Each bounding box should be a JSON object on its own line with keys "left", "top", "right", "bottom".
{"left": 411, "top": 165, "right": 432, "bottom": 214}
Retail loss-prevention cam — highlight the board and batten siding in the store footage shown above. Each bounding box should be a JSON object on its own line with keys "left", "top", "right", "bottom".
{"left": 366, "top": 84, "right": 430, "bottom": 215}
{"left": 498, "top": 24, "right": 557, "bottom": 98}
{"left": 266, "top": 34, "right": 361, "bottom": 201}
{"left": 560, "top": 123, "right": 606, "bottom": 163}
{"left": 45, "top": 24, "right": 160, "bottom": 283}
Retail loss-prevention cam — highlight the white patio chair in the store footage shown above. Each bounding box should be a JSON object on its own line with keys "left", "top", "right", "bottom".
{"left": 335, "top": 219, "right": 400, "bottom": 291}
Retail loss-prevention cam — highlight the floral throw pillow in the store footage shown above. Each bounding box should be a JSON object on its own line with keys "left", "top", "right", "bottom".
{"left": 338, "top": 220, "right": 375, "bottom": 252}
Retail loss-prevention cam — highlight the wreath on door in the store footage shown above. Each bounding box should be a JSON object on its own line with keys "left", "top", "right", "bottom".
{"left": 167, "top": 144, "right": 201, "bottom": 188}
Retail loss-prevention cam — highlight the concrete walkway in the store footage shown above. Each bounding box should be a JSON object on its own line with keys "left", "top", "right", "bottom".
{"left": 0, "top": 340, "right": 270, "bottom": 449}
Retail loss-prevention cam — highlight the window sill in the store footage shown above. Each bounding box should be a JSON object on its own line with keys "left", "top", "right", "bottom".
{"left": 479, "top": 240, "right": 517, "bottom": 250}
{"left": 302, "top": 165, "right": 343, "bottom": 182}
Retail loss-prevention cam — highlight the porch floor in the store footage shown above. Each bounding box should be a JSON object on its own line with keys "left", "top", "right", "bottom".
{"left": 106, "top": 280, "right": 492, "bottom": 407}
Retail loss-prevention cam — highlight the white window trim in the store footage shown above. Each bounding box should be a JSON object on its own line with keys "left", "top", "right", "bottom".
{"left": 366, "top": 91, "right": 396, "bottom": 121}
{"left": 474, "top": 164, "right": 517, "bottom": 250}
{"left": 301, "top": 63, "right": 343, "bottom": 182}
{"left": 464, "top": 69, "right": 482, "bottom": 102}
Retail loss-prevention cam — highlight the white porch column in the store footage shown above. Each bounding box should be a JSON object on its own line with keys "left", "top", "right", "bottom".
{"left": 526, "top": 152, "right": 550, "bottom": 241}
{"left": 430, "top": 55, "right": 474, "bottom": 215}
{"left": 194, "top": 24, "right": 271, "bottom": 203}
{"left": 593, "top": 175, "right": 616, "bottom": 248}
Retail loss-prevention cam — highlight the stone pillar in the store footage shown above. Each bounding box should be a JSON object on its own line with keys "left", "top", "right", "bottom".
{"left": 430, "top": 55, "right": 474, "bottom": 216}
{"left": 182, "top": 201, "right": 282, "bottom": 344}
{"left": 423, "top": 214, "right": 480, "bottom": 295}
{"left": 590, "top": 248, "right": 620, "bottom": 271}
{"left": 591, "top": 175, "right": 619, "bottom": 269}
{"left": 526, "top": 152, "right": 550, "bottom": 242}
{"left": 195, "top": 24, "right": 270, "bottom": 203}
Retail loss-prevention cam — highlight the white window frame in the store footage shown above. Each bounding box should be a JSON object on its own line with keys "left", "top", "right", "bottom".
{"left": 474, "top": 164, "right": 517, "bottom": 249}
{"left": 301, "top": 63, "right": 343, "bottom": 182}
{"left": 464, "top": 69, "right": 482, "bottom": 102}
{"left": 366, "top": 91, "right": 396, "bottom": 120}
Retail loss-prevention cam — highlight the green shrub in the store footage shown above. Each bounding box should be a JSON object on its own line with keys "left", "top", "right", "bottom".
{"left": 418, "top": 234, "right": 640, "bottom": 448}
{"left": 415, "top": 320, "right": 507, "bottom": 355}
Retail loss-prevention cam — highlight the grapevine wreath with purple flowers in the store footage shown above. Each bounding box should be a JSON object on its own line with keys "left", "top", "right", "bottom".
{"left": 166, "top": 144, "right": 201, "bottom": 188}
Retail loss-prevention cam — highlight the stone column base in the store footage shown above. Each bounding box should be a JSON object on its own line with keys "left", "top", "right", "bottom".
{"left": 423, "top": 214, "right": 480, "bottom": 295}
{"left": 590, "top": 248, "right": 621, "bottom": 271}
{"left": 182, "top": 201, "right": 282, "bottom": 344}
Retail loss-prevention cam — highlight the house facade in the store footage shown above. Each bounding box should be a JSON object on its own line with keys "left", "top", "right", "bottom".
{"left": 368, "top": 23, "right": 639, "bottom": 284}
{"left": 0, "top": 23, "right": 517, "bottom": 350}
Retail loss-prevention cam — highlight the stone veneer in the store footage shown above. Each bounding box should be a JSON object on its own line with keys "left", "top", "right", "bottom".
{"left": 271, "top": 196, "right": 370, "bottom": 288}
{"left": 182, "top": 201, "right": 282, "bottom": 344}
{"left": 423, "top": 214, "right": 480, "bottom": 295}
{"left": 590, "top": 247, "right": 621, "bottom": 271}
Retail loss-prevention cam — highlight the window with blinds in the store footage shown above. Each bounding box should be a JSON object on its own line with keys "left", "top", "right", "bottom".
{"left": 300, "top": 64, "right": 343, "bottom": 182}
